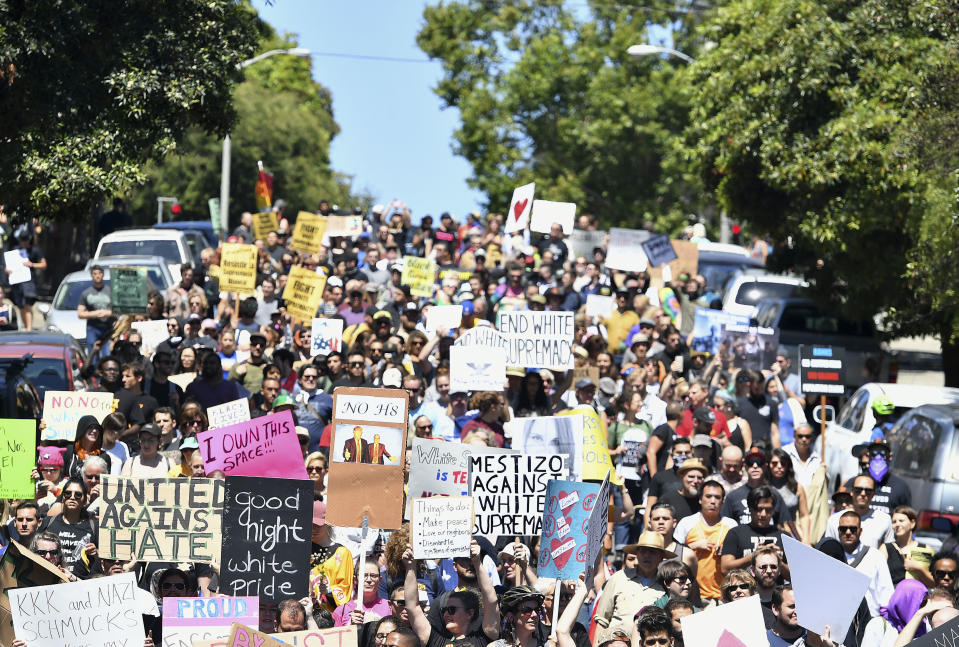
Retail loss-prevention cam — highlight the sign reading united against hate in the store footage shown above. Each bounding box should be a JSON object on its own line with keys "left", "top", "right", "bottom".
{"left": 538, "top": 479, "right": 602, "bottom": 580}
{"left": 193, "top": 625, "right": 358, "bottom": 647}
{"left": 220, "top": 243, "right": 258, "bottom": 293}
{"left": 0, "top": 418, "right": 36, "bottom": 498}
{"left": 221, "top": 476, "right": 313, "bottom": 603}
{"left": 207, "top": 398, "right": 251, "bottom": 430}
{"left": 198, "top": 410, "right": 308, "bottom": 479}
{"left": 290, "top": 211, "right": 327, "bottom": 254}
{"left": 327, "top": 387, "right": 408, "bottom": 529}
{"left": 8, "top": 572, "right": 143, "bottom": 647}
{"left": 470, "top": 453, "right": 568, "bottom": 537}
{"left": 401, "top": 256, "right": 437, "bottom": 298}
{"left": 41, "top": 390, "right": 114, "bottom": 442}
{"left": 99, "top": 476, "right": 224, "bottom": 562}
{"left": 252, "top": 210, "right": 280, "bottom": 241}
{"left": 496, "top": 311, "right": 575, "bottom": 370}
{"left": 162, "top": 596, "right": 259, "bottom": 647}
{"left": 411, "top": 496, "right": 473, "bottom": 560}
{"left": 283, "top": 265, "right": 327, "bottom": 321}
{"left": 110, "top": 266, "right": 148, "bottom": 314}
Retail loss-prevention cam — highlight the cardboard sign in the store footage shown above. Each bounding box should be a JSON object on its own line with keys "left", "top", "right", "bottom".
{"left": 719, "top": 322, "right": 780, "bottom": 372}
{"left": 538, "top": 479, "right": 602, "bottom": 580}
{"left": 326, "top": 387, "right": 409, "bottom": 529}
{"left": 311, "top": 317, "right": 344, "bottom": 357}
{"left": 283, "top": 265, "right": 327, "bottom": 322}
{"left": 221, "top": 476, "right": 313, "bottom": 603}
{"left": 568, "top": 229, "right": 607, "bottom": 258}
{"left": 567, "top": 366, "right": 600, "bottom": 394}
{"left": 197, "top": 410, "right": 308, "bottom": 479}
{"left": 800, "top": 345, "right": 847, "bottom": 395}
{"left": 782, "top": 535, "right": 871, "bottom": 639}
{"left": 290, "top": 211, "right": 327, "bottom": 255}
{"left": 220, "top": 243, "right": 258, "bottom": 294}
{"left": 0, "top": 542, "right": 70, "bottom": 647}
{"left": 649, "top": 239, "right": 698, "bottom": 284}
{"left": 605, "top": 228, "right": 651, "bottom": 272}
{"left": 585, "top": 294, "right": 615, "bottom": 319}
{"left": 497, "top": 311, "right": 575, "bottom": 370}
{"left": 131, "top": 319, "right": 169, "bottom": 356}
{"left": 583, "top": 473, "right": 611, "bottom": 584}
{"left": 110, "top": 266, "right": 148, "bottom": 314}
{"left": 449, "top": 345, "right": 506, "bottom": 393}
{"left": 4, "top": 249, "right": 29, "bottom": 285}
{"left": 0, "top": 418, "right": 36, "bottom": 498}
{"left": 326, "top": 215, "right": 364, "bottom": 238}
{"left": 162, "top": 597, "right": 258, "bottom": 647}
{"left": 401, "top": 256, "right": 437, "bottom": 298}
{"left": 207, "top": 397, "right": 251, "bottom": 430}
{"left": 640, "top": 233, "right": 679, "bottom": 268}
{"left": 411, "top": 495, "right": 474, "bottom": 559}
{"left": 425, "top": 304, "right": 464, "bottom": 335}
{"left": 680, "top": 595, "right": 768, "bottom": 647}
{"left": 226, "top": 623, "right": 285, "bottom": 647}
{"left": 506, "top": 415, "right": 584, "bottom": 481}
{"left": 530, "top": 200, "right": 575, "bottom": 234}
{"left": 559, "top": 405, "right": 623, "bottom": 485}
{"left": 691, "top": 308, "right": 750, "bottom": 355}
{"left": 41, "top": 390, "right": 114, "bottom": 442}
{"left": 252, "top": 210, "right": 280, "bottom": 241}
{"left": 470, "top": 453, "right": 568, "bottom": 537}
{"left": 194, "top": 626, "right": 358, "bottom": 647}
{"left": 505, "top": 182, "right": 535, "bottom": 234}
{"left": 99, "top": 476, "right": 224, "bottom": 562}
{"left": 9, "top": 572, "right": 143, "bottom": 647}
{"left": 455, "top": 325, "right": 508, "bottom": 349}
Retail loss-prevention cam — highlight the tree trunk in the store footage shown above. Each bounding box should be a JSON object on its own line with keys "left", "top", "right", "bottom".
{"left": 943, "top": 331, "right": 959, "bottom": 388}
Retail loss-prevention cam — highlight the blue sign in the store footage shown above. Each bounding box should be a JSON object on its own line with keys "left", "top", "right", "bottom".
{"left": 538, "top": 479, "right": 602, "bottom": 580}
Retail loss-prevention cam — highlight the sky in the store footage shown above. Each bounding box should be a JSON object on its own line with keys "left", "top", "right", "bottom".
{"left": 254, "top": 0, "right": 486, "bottom": 223}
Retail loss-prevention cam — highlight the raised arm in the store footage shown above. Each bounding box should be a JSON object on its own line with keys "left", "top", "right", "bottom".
{"left": 472, "top": 539, "right": 501, "bottom": 640}
{"left": 556, "top": 577, "right": 588, "bottom": 647}
{"left": 402, "top": 543, "right": 432, "bottom": 646}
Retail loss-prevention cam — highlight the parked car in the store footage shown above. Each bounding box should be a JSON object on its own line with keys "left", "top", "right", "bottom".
{"left": 0, "top": 353, "right": 43, "bottom": 419}
{"left": 818, "top": 383, "right": 959, "bottom": 494}
{"left": 94, "top": 228, "right": 192, "bottom": 281}
{"left": 695, "top": 242, "right": 764, "bottom": 304}
{"left": 0, "top": 331, "right": 88, "bottom": 399}
{"left": 722, "top": 272, "right": 808, "bottom": 317}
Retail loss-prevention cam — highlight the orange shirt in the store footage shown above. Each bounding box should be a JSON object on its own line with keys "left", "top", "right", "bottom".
{"left": 686, "top": 515, "right": 735, "bottom": 599}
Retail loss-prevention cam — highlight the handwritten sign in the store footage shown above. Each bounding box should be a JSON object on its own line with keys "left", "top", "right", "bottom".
{"left": 252, "top": 210, "right": 280, "bottom": 241}
{"left": 411, "top": 496, "right": 473, "bottom": 559}
{"left": 405, "top": 439, "right": 512, "bottom": 518}
{"left": 583, "top": 473, "right": 610, "bottom": 584}
{"left": 3, "top": 250, "right": 29, "bottom": 285}
{"left": 221, "top": 476, "right": 312, "bottom": 603}
{"left": 290, "top": 211, "right": 327, "bottom": 255}
{"left": 640, "top": 234, "right": 679, "bottom": 268}
{"left": 162, "top": 597, "right": 258, "bottom": 647}
{"left": 220, "top": 243, "right": 258, "bottom": 294}
{"left": 9, "top": 572, "right": 143, "bottom": 647}
{"left": 207, "top": 398, "right": 251, "bottom": 430}
{"left": 0, "top": 418, "right": 36, "bottom": 498}
{"left": 497, "top": 311, "right": 574, "bottom": 370}
{"left": 111, "top": 266, "right": 148, "bottom": 314}
{"left": 470, "top": 453, "right": 568, "bottom": 537}
{"left": 326, "top": 215, "right": 364, "bottom": 238}
{"left": 282, "top": 265, "right": 327, "bottom": 322}
{"left": 449, "top": 345, "right": 506, "bottom": 393}
{"left": 904, "top": 612, "right": 959, "bottom": 647}
{"left": 311, "top": 317, "right": 344, "bottom": 357}
{"left": 538, "top": 479, "right": 602, "bottom": 580}
{"left": 505, "top": 182, "right": 535, "bottom": 234}
{"left": 530, "top": 200, "right": 575, "bottom": 234}
{"left": 197, "top": 410, "right": 308, "bottom": 479}
{"left": 649, "top": 239, "right": 698, "bottom": 284}
{"left": 0, "top": 542, "right": 69, "bottom": 647}
{"left": 401, "top": 256, "right": 437, "bottom": 298}
{"left": 605, "top": 228, "right": 651, "bottom": 272}
{"left": 41, "top": 390, "right": 114, "bottom": 442}
{"left": 194, "top": 626, "right": 358, "bottom": 647}
{"left": 455, "top": 325, "right": 508, "bottom": 349}
{"left": 99, "top": 476, "right": 224, "bottom": 562}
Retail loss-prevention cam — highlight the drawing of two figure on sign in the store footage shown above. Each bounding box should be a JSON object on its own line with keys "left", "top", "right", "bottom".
{"left": 339, "top": 424, "right": 400, "bottom": 465}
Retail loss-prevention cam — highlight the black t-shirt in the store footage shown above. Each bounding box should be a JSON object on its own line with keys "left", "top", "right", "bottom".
{"left": 39, "top": 514, "right": 97, "bottom": 573}
{"left": 648, "top": 468, "right": 681, "bottom": 501}
{"left": 651, "top": 423, "right": 675, "bottom": 472}
{"left": 721, "top": 524, "right": 785, "bottom": 559}
{"left": 841, "top": 473, "right": 912, "bottom": 516}
{"left": 79, "top": 283, "right": 115, "bottom": 330}
{"left": 721, "top": 484, "right": 789, "bottom": 526}
{"left": 737, "top": 394, "right": 779, "bottom": 445}
{"left": 659, "top": 489, "right": 701, "bottom": 522}
{"left": 115, "top": 389, "right": 159, "bottom": 427}
{"left": 427, "top": 628, "right": 489, "bottom": 647}
{"left": 144, "top": 378, "right": 183, "bottom": 410}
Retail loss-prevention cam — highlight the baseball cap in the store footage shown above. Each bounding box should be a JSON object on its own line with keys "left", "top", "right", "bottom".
{"left": 139, "top": 423, "right": 161, "bottom": 437}
{"left": 575, "top": 377, "right": 596, "bottom": 390}
{"left": 373, "top": 310, "right": 392, "bottom": 321}
{"left": 180, "top": 437, "right": 200, "bottom": 451}
{"left": 201, "top": 318, "right": 218, "bottom": 331}
{"left": 691, "top": 435, "right": 714, "bottom": 449}
{"left": 249, "top": 333, "right": 267, "bottom": 346}
{"left": 313, "top": 501, "right": 327, "bottom": 526}
{"left": 327, "top": 276, "right": 344, "bottom": 288}
{"left": 295, "top": 426, "right": 310, "bottom": 440}
{"left": 382, "top": 367, "right": 403, "bottom": 388}
{"left": 692, "top": 407, "right": 715, "bottom": 424}
{"left": 852, "top": 440, "right": 889, "bottom": 458}
{"left": 745, "top": 446, "right": 766, "bottom": 462}
{"left": 639, "top": 317, "right": 656, "bottom": 328}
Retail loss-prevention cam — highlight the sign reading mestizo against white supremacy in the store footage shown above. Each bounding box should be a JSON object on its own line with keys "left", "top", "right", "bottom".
{"left": 496, "top": 311, "right": 574, "bottom": 370}
{"left": 470, "top": 453, "right": 568, "bottom": 537}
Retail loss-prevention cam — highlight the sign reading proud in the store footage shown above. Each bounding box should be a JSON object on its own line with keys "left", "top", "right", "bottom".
{"left": 163, "top": 596, "right": 258, "bottom": 647}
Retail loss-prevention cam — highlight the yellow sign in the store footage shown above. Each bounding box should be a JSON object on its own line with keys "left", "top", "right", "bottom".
{"left": 219, "top": 243, "right": 257, "bottom": 294}
{"left": 290, "top": 211, "right": 327, "bottom": 255}
{"left": 283, "top": 265, "right": 327, "bottom": 321}
{"left": 401, "top": 257, "right": 437, "bottom": 298}
{"left": 252, "top": 210, "right": 279, "bottom": 241}
{"left": 560, "top": 405, "right": 623, "bottom": 485}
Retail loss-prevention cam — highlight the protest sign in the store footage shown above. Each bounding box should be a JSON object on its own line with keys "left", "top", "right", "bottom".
{"left": 326, "top": 215, "right": 364, "bottom": 238}
{"left": 567, "top": 366, "right": 600, "bottom": 394}
{"left": 220, "top": 243, "right": 258, "bottom": 294}
{"left": 680, "top": 595, "right": 768, "bottom": 647}
{"left": 207, "top": 398, "right": 251, "bottom": 430}
{"left": 585, "top": 294, "right": 615, "bottom": 319}
{"left": 41, "top": 390, "right": 114, "bottom": 442}
{"left": 221, "top": 476, "right": 313, "bottom": 603}
{"left": 903, "top": 612, "right": 959, "bottom": 647}
{"left": 455, "top": 325, "right": 508, "bottom": 349}
{"left": 0, "top": 418, "right": 36, "bottom": 498}
{"left": 99, "top": 476, "right": 224, "bottom": 562}
{"left": 327, "top": 387, "right": 408, "bottom": 529}
{"left": 449, "top": 345, "right": 506, "bottom": 393}
{"left": 640, "top": 233, "right": 679, "bottom": 268}
{"left": 538, "top": 479, "right": 602, "bottom": 580}
{"left": 132, "top": 319, "right": 169, "bottom": 356}
{"left": 568, "top": 229, "right": 607, "bottom": 258}
{"left": 198, "top": 410, "right": 308, "bottom": 479}
{"left": 4, "top": 250, "right": 29, "bottom": 284}
{"left": 471, "top": 453, "right": 568, "bottom": 537}
{"left": 290, "top": 211, "right": 327, "bottom": 254}
{"left": 691, "top": 308, "right": 750, "bottom": 354}
{"left": 505, "top": 182, "right": 535, "bottom": 234}
{"left": 194, "top": 626, "right": 359, "bottom": 647}
{"left": 605, "top": 228, "right": 651, "bottom": 272}
{"left": 583, "top": 473, "right": 610, "bottom": 584}
{"left": 530, "top": 200, "right": 575, "bottom": 234}
{"left": 8, "top": 572, "right": 143, "bottom": 647}
{"left": 425, "top": 304, "right": 463, "bottom": 335}
{"left": 496, "top": 311, "right": 574, "bottom": 371}
{"left": 649, "top": 239, "right": 698, "bottom": 284}
{"left": 405, "top": 439, "right": 512, "bottom": 518}
{"left": 311, "top": 317, "right": 344, "bottom": 357}
{"left": 401, "top": 256, "right": 437, "bottom": 298}
{"left": 252, "top": 210, "right": 280, "bottom": 242}
{"left": 506, "top": 415, "right": 584, "bottom": 481}
{"left": 718, "top": 322, "right": 780, "bottom": 371}
{"left": 411, "top": 495, "right": 473, "bottom": 559}
{"left": 0, "top": 541, "right": 70, "bottom": 647}
{"left": 226, "top": 623, "right": 285, "bottom": 647}
{"left": 162, "top": 596, "right": 258, "bottom": 647}
{"left": 282, "top": 265, "right": 327, "bottom": 322}
{"left": 560, "top": 405, "right": 623, "bottom": 485}
{"left": 782, "top": 535, "right": 871, "bottom": 640}
{"left": 799, "top": 345, "right": 847, "bottom": 395}
{"left": 110, "top": 266, "right": 148, "bottom": 314}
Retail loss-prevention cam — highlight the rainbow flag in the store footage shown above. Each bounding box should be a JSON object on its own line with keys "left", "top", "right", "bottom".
{"left": 254, "top": 169, "right": 273, "bottom": 210}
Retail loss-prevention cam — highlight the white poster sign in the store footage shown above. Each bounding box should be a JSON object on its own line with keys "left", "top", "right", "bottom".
{"left": 425, "top": 305, "right": 464, "bottom": 335}
{"left": 471, "top": 453, "right": 569, "bottom": 537}
{"left": 333, "top": 391, "right": 407, "bottom": 426}
{"left": 311, "top": 318, "right": 344, "bottom": 357}
{"left": 605, "top": 227, "right": 651, "bottom": 272}
{"left": 411, "top": 496, "right": 473, "bottom": 559}
{"left": 455, "top": 326, "right": 508, "bottom": 349}
{"left": 530, "top": 200, "right": 575, "bottom": 235}
{"left": 568, "top": 229, "right": 607, "bottom": 258}
{"left": 680, "top": 595, "right": 769, "bottom": 647}
{"left": 450, "top": 345, "right": 506, "bottom": 393}
{"left": 131, "top": 319, "right": 170, "bottom": 357}
{"left": 505, "top": 415, "right": 584, "bottom": 481}
{"left": 505, "top": 182, "right": 536, "bottom": 234}
{"left": 496, "top": 311, "right": 574, "bottom": 371}
{"left": 4, "top": 250, "right": 29, "bottom": 285}
{"left": 41, "top": 390, "right": 115, "bottom": 442}
{"left": 207, "top": 397, "right": 251, "bottom": 430}
{"left": 585, "top": 294, "right": 615, "bottom": 319}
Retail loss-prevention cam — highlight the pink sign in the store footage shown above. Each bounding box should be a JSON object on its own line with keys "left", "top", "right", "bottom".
{"left": 197, "top": 410, "right": 308, "bottom": 479}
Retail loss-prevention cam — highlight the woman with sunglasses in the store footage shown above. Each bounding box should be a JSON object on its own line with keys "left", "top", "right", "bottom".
{"left": 178, "top": 402, "right": 209, "bottom": 436}
{"left": 720, "top": 569, "right": 756, "bottom": 603}
{"left": 653, "top": 561, "right": 695, "bottom": 609}
{"left": 306, "top": 451, "right": 328, "bottom": 499}
{"left": 62, "top": 414, "right": 114, "bottom": 480}
{"left": 492, "top": 586, "right": 547, "bottom": 647}
{"left": 38, "top": 477, "right": 97, "bottom": 575}
{"left": 767, "top": 448, "right": 810, "bottom": 543}
{"left": 143, "top": 568, "right": 197, "bottom": 644}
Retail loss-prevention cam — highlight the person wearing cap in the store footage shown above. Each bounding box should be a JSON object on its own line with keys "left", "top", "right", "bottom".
{"left": 496, "top": 584, "right": 546, "bottom": 647}
{"left": 292, "top": 365, "right": 334, "bottom": 452}
{"left": 841, "top": 441, "right": 911, "bottom": 516}
{"left": 721, "top": 484, "right": 790, "bottom": 578}
{"left": 228, "top": 331, "right": 269, "bottom": 393}
{"left": 62, "top": 415, "right": 115, "bottom": 480}
{"left": 721, "top": 447, "right": 790, "bottom": 527}
{"left": 167, "top": 436, "right": 200, "bottom": 478}
{"left": 594, "top": 531, "right": 674, "bottom": 639}
{"left": 310, "top": 500, "right": 356, "bottom": 612}
{"left": 121, "top": 423, "right": 173, "bottom": 477}
{"left": 736, "top": 369, "right": 780, "bottom": 449}
{"left": 35, "top": 447, "right": 66, "bottom": 511}
{"left": 671, "top": 478, "right": 737, "bottom": 601}
{"left": 659, "top": 458, "right": 709, "bottom": 521}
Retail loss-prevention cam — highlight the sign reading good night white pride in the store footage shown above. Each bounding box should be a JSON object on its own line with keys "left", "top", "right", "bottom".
{"left": 333, "top": 392, "right": 407, "bottom": 425}
{"left": 530, "top": 200, "right": 575, "bottom": 234}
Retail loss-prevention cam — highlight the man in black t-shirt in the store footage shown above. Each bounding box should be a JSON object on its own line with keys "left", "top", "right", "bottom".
{"left": 721, "top": 447, "right": 789, "bottom": 526}
{"left": 660, "top": 458, "right": 708, "bottom": 522}
{"left": 736, "top": 370, "right": 779, "bottom": 446}
{"left": 643, "top": 437, "right": 692, "bottom": 527}
{"left": 842, "top": 441, "right": 912, "bottom": 515}
{"left": 721, "top": 485, "right": 787, "bottom": 576}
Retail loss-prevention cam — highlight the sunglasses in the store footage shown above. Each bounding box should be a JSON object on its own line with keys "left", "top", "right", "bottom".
{"left": 35, "top": 549, "right": 59, "bottom": 558}
{"left": 756, "top": 564, "right": 778, "bottom": 571}
{"left": 643, "top": 639, "right": 670, "bottom": 646}
{"left": 671, "top": 575, "right": 690, "bottom": 584}
{"left": 161, "top": 582, "right": 187, "bottom": 591}
{"left": 724, "top": 583, "right": 751, "bottom": 592}
{"left": 307, "top": 465, "right": 325, "bottom": 472}
{"left": 745, "top": 459, "right": 765, "bottom": 467}
{"left": 416, "top": 424, "right": 433, "bottom": 430}
{"left": 63, "top": 490, "right": 84, "bottom": 500}
{"left": 935, "top": 570, "right": 958, "bottom": 580}
{"left": 516, "top": 606, "right": 540, "bottom": 616}
{"left": 349, "top": 362, "right": 364, "bottom": 367}
{"left": 795, "top": 433, "right": 813, "bottom": 439}
{"left": 302, "top": 374, "right": 318, "bottom": 380}
{"left": 84, "top": 474, "right": 101, "bottom": 481}
{"left": 185, "top": 419, "right": 204, "bottom": 426}
{"left": 441, "top": 606, "right": 462, "bottom": 616}
{"left": 838, "top": 525, "right": 860, "bottom": 534}
{"left": 852, "top": 487, "right": 875, "bottom": 495}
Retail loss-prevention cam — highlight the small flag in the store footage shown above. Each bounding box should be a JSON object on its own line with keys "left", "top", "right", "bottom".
{"left": 255, "top": 168, "right": 273, "bottom": 210}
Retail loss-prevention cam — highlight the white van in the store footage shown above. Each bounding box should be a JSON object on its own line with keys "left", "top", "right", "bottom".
{"left": 94, "top": 228, "right": 193, "bottom": 282}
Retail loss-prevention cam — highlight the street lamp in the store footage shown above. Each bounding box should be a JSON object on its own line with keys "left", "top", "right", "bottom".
{"left": 626, "top": 44, "right": 695, "bottom": 64}
{"left": 220, "top": 48, "right": 312, "bottom": 237}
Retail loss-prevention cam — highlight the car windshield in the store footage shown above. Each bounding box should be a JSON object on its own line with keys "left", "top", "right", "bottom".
{"left": 734, "top": 281, "right": 801, "bottom": 307}
{"left": 100, "top": 240, "right": 180, "bottom": 263}
{"left": 55, "top": 273, "right": 164, "bottom": 310}
{"left": 21, "top": 357, "right": 68, "bottom": 397}
{"left": 700, "top": 262, "right": 748, "bottom": 297}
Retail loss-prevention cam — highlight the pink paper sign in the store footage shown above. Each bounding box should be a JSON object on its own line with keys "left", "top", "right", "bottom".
{"left": 197, "top": 410, "right": 308, "bottom": 479}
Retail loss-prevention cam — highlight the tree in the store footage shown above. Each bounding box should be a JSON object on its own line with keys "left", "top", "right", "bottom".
{"left": 0, "top": 0, "right": 259, "bottom": 221}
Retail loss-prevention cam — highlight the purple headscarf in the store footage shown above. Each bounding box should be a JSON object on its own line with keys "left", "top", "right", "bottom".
{"left": 881, "top": 578, "right": 929, "bottom": 636}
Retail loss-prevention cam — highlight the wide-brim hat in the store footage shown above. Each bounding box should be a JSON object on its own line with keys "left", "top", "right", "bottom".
{"left": 622, "top": 531, "right": 676, "bottom": 558}
{"left": 676, "top": 457, "right": 709, "bottom": 478}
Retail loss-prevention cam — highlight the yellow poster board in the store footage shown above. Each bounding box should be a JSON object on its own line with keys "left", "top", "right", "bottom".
{"left": 252, "top": 211, "right": 279, "bottom": 241}
{"left": 219, "top": 243, "right": 257, "bottom": 294}
{"left": 401, "top": 257, "right": 437, "bottom": 298}
{"left": 290, "top": 211, "right": 327, "bottom": 255}
{"left": 283, "top": 265, "right": 327, "bottom": 321}
{"left": 559, "top": 405, "right": 623, "bottom": 485}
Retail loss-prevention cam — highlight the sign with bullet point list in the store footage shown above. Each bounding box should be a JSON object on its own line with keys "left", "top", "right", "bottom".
{"left": 411, "top": 496, "right": 474, "bottom": 559}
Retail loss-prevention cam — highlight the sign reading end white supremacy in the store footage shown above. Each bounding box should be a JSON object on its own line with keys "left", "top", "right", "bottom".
{"left": 496, "top": 311, "right": 574, "bottom": 371}
{"left": 471, "top": 453, "right": 568, "bottom": 537}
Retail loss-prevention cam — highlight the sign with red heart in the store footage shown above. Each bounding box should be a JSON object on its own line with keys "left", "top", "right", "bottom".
{"left": 505, "top": 182, "right": 535, "bottom": 234}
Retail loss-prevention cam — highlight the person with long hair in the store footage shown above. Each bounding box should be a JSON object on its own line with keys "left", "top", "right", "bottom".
{"left": 511, "top": 372, "right": 552, "bottom": 418}
{"left": 178, "top": 401, "right": 209, "bottom": 437}
{"left": 767, "top": 447, "right": 810, "bottom": 542}
{"left": 879, "top": 506, "right": 934, "bottom": 587}
{"left": 720, "top": 569, "right": 756, "bottom": 603}
{"left": 712, "top": 389, "right": 752, "bottom": 453}
{"left": 493, "top": 586, "right": 546, "bottom": 647}
{"left": 38, "top": 477, "right": 97, "bottom": 575}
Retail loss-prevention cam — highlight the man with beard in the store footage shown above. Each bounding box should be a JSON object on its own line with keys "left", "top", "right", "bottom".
{"left": 659, "top": 458, "right": 708, "bottom": 521}
{"left": 751, "top": 545, "right": 783, "bottom": 629}
{"left": 228, "top": 332, "right": 269, "bottom": 393}
{"left": 825, "top": 474, "right": 893, "bottom": 549}
{"left": 767, "top": 586, "right": 840, "bottom": 647}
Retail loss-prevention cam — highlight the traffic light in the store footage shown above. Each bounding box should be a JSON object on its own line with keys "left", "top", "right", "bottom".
{"left": 171, "top": 203, "right": 182, "bottom": 216}
{"left": 731, "top": 223, "right": 742, "bottom": 245}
